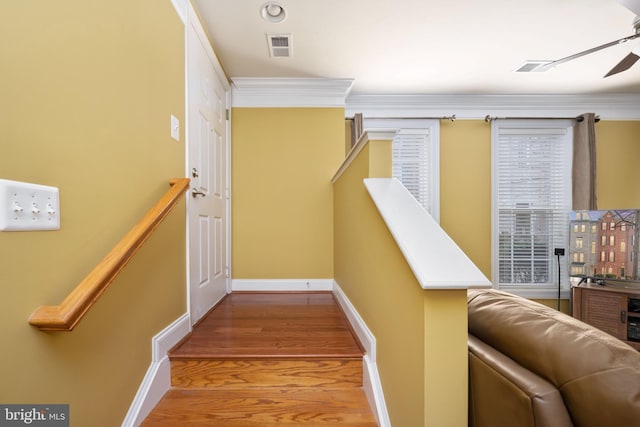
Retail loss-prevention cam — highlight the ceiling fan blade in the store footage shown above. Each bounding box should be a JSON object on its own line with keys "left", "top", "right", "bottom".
{"left": 536, "top": 33, "right": 640, "bottom": 71}
{"left": 618, "top": 0, "right": 640, "bottom": 17}
{"left": 604, "top": 51, "right": 640, "bottom": 77}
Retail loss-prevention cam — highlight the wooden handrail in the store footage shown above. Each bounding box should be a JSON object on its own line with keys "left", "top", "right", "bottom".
{"left": 28, "top": 178, "right": 190, "bottom": 331}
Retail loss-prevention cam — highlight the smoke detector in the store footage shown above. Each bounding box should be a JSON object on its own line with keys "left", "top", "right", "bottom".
{"left": 261, "top": 2, "right": 287, "bottom": 23}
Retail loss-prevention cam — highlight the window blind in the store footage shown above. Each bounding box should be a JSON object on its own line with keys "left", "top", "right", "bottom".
{"left": 363, "top": 118, "right": 440, "bottom": 222}
{"left": 492, "top": 122, "right": 572, "bottom": 289}
{"left": 392, "top": 129, "right": 433, "bottom": 214}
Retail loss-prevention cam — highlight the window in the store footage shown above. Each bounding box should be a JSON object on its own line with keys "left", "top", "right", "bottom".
{"left": 364, "top": 118, "right": 440, "bottom": 221}
{"left": 492, "top": 120, "right": 572, "bottom": 296}
{"left": 591, "top": 241, "right": 596, "bottom": 254}
{"left": 602, "top": 235, "right": 607, "bottom": 246}
{"left": 610, "top": 235, "right": 615, "bottom": 246}
{"left": 602, "top": 222, "right": 607, "bottom": 231}
{"left": 581, "top": 224, "right": 586, "bottom": 233}
{"left": 622, "top": 241, "right": 627, "bottom": 252}
{"left": 576, "top": 237, "right": 583, "bottom": 249}
{"left": 609, "top": 251, "right": 615, "bottom": 262}
{"left": 392, "top": 130, "right": 436, "bottom": 216}
{"left": 591, "top": 224, "right": 597, "bottom": 233}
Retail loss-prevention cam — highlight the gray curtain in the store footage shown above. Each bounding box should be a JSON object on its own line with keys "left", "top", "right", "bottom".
{"left": 572, "top": 113, "right": 597, "bottom": 210}
{"left": 351, "top": 113, "right": 364, "bottom": 147}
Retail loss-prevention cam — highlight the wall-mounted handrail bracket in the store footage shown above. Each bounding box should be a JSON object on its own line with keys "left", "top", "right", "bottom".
{"left": 28, "top": 178, "right": 190, "bottom": 331}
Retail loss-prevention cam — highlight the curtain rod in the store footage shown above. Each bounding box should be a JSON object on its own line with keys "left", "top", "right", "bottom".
{"left": 484, "top": 114, "right": 600, "bottom": 123}
{"left": 346, "top": 114, "right": 601, "bottom": 123}
{"left": 346, "top": 115, "right": 457, "bottom": 122}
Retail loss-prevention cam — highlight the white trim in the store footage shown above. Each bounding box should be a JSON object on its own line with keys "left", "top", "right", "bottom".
{"left": 231, "top": 279, "right": 334, "bottom": 292}
{"left": 187, "top": 6, "right": 230, "bottom": 91}
{"left": 231, "top": 78, "right": 354, "bottom": 107}
{"left": 170, "top": 0, "right": 187, "bottom": 24}
{"left": 504, "top": 288, "right": 571, "bottom": 300}
{"left": 331, "top": 282, "right": 375, "bottom": 360}
{"left": 122, "top": 313, "right": 191, "bottom": 427}
{"left": 332, "top": 281, "right": 391, "bottom": 427}
{"left": 346, "top": 93, "right": 640, "bottom": 120}
{"left": 364, "top": 178, "right": 492, "bottom": 289}
{"left": 331, "top": 130, "right": 398, "bottom": 183}
{"left": 225, "top": 89, "right": 232, "bottom": 295}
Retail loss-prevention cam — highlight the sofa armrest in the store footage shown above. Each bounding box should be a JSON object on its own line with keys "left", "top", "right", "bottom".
{"left": 469, "top": 335, "right": 573, "bottom": 427}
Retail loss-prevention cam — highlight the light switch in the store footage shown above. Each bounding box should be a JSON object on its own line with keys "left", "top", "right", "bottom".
{"left": 170, "top": 114, "right": 180, "bottom": 141}
{"left": 0, "top": 179, "right": 60, "bottom": 231}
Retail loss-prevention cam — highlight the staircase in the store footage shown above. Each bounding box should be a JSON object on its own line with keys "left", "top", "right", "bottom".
{"left": 141, "top": 292, "right": 378, "bottom": 426}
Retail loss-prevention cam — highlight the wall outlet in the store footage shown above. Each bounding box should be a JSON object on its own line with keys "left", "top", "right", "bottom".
{"left": 0, "top": 179, "right": 60, "bottom": 231}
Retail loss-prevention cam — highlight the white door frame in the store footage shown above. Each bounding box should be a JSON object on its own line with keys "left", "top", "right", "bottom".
{"left": 184, "top": 2, "right": 232, "bottom": 325}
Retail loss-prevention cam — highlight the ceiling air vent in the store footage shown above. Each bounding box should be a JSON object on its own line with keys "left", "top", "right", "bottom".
{"left": 515, "top": 60, "right": 551, "bottom": 73}
{"left": 267, "top": 33, "right": 292, "bottom": 58}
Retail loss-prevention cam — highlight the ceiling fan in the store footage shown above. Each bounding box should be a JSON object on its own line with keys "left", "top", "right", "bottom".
{"left": 525, "top": 0, "right": 640, "bottom": 77}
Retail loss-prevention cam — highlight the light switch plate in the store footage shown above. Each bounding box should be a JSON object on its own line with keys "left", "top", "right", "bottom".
{"left": 170, "top": 114, "right": 180, "bottom": 141}
{"left": 0, "top": 179, "right": 60, "bottom": 231}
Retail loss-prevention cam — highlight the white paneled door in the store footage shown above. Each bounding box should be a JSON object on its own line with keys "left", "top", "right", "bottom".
{"left": 187, "top": 10, "right": 229, "bottom": 325}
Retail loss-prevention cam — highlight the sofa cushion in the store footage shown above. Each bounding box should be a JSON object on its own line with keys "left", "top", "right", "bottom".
{"left": 468, "top": 289, "right": 640, "bottom": 427}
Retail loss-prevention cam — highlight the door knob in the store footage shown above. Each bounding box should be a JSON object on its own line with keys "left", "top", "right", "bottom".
{"left": 192, "top": 188, "right": 206, "bottom": 198}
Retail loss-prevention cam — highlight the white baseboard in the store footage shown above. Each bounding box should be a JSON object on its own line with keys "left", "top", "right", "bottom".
{"left": 121, "top": 313, "right": 191, "bottom": 427}
{"left": 231, "top": 279, "right": 334, "bottom": 292}
{"left": 362, "top": 355, "right": 391, "bottom": 427}
{"left": 332, "top": 281, "right": 391, "bottom": 427}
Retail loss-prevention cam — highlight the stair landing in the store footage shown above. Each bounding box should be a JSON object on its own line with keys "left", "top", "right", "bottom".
{"left": 141, "top": 292, "right": 378, "bottom": 426}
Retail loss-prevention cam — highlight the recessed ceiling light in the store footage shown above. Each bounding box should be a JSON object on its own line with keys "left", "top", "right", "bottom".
{"left": 261, "top": 2, "right": 287, "bottom": 23}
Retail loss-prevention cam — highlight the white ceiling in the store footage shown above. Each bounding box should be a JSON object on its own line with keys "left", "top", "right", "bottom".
{"left": 193, "top": 0, "right": 640, "bottom": 96}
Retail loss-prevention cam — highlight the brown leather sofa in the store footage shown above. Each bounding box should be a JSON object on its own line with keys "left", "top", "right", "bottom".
{"left": 468, "top": 288, "right": 640, "bottom": 427}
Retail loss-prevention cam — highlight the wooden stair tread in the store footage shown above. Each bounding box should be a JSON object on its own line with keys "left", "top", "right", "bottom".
{"left": 170, "top": 293, "right": 364, "bottom": 360}
{"left": 140, "top": 388, "right": 378, "bottom": 426}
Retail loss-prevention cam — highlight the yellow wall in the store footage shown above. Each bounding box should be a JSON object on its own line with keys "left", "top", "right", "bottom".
{"left": 0, "top": 2, "right": 186, "bottom": 425}
{"left": 334, "top": 141, "right": 426, "bottom": 426}
{"left": 423, "top": 290, "right": 468, "bottom": 427}
{"left": 231, "top": 108, "right": 344, "bottom": 279}
{"left": 334, "top": 138, "right": 468, "bottom": 426}
{"left": 595, "top": 121, "right": 640, "bottom": 208}
{"left": 440, "top": 120, "right": 492, "bottom": 278}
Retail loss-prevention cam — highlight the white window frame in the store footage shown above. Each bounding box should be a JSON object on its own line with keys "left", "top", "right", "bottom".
{"left": 491, "top": 119, "right": 573, "bottom": 299}
{"left": 363, "top": 118, "right": 440, "bottom": 222}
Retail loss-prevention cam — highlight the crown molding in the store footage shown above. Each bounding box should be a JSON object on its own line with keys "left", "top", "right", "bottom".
{"left": 231, "top": 78, "right": 354, "bottom": 108}
{"left": 346, "top": 93, "right": 640, "bottom": 120}
{"left": 170, "top": 0, "right": 187, "bottom": 24}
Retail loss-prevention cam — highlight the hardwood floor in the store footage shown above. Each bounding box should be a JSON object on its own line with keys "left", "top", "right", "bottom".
{"left": 141, "top": 292, "right": 378, "bottom": 426}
